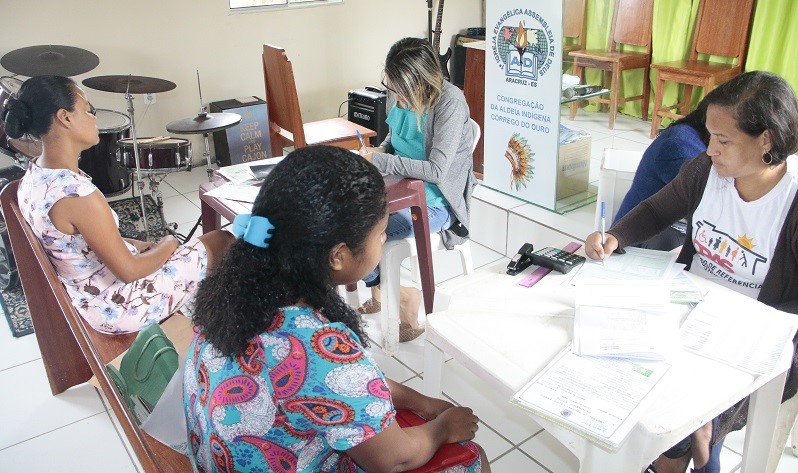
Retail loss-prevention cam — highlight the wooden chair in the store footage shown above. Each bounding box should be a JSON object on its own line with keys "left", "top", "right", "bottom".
{"left": 568, "top": 0, "right": 654, "bottom": 129}
{"left": 562, "top": 0, "right": 587, "bottom": 62}
{"left": 648, "top": 0, "right": 755, "bottom": 139}
{"left": 0, "top": 180, "right": 191, "bottom": 472}
{"left": 262, "top": 44, "right": 376, "bottom": 157}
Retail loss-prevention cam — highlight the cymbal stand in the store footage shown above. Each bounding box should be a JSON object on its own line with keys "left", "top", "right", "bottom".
{"left": 178, "top": 131, "right": 213, "bottom": 244}
{"left": 124, "top": 82, "right": 150, "bottom": 241}
{"left": 195, "top": 71, "right": 215, "bottom": 183}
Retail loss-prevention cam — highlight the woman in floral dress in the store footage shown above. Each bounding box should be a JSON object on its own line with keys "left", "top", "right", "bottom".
{"left": 2, "top": 75, "right": 233, "bottom": 333}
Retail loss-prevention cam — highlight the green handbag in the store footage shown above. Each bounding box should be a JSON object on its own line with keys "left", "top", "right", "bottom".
{"left": 107, "top": 323, "right": 179, "bottom": 424}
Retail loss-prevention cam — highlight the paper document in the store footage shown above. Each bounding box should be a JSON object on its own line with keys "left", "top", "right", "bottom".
{"left": 574, "top": 306, "right": 680, "bottom": 360}
{"left": 573, "top": 284, "right": 679, "bottom": 360}
{"left": 670, "top": 270, "right": 704, "bottom": 304}
{"left": 204, "top": 182, "right": 261, "bottom": 204}
{"left": 571, "top": 247, "right": 678, "bottom": 284}
{"left": 512, "top": 346, "right": 670, "bottom": 451}
{"left": 217, "top": 156, "right": 284, "bottom": 183}
{"left": 681, "top": 291, "right": 798, "bottom": 375}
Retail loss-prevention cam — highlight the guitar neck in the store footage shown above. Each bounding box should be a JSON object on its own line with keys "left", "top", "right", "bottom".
{"left": 432, "top": 0, "right": 445, "bottom": 52}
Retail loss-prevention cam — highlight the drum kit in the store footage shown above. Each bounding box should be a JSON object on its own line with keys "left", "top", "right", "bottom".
{"left": 0, "top": 44, "right": 242, "bottom": 290}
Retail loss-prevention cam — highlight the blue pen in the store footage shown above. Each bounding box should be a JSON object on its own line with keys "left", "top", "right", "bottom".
{"left": 356, "top": 130, "right": 367, "bottom": 150}
{"left": 600, "top": 201, "right": 606, "bottom": 246}
{"left": 600, "top": 201, "right": 607, "bottom": 263}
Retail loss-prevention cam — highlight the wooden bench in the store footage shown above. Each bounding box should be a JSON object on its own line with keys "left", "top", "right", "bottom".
{"left": 0, "top": 180, "right": 192, "bottom": 472}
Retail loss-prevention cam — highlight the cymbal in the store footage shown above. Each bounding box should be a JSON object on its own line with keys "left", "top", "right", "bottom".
{"left": 166, "top": 112, "right": 242, "bottom": 134}
{"left": 1, "top": 45, "right": 99, "bottom": 77}
{"left": 82, "top": 75, "right": 176, "bottom": 94}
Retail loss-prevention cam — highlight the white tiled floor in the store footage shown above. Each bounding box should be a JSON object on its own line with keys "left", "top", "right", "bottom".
{"left": 1, "top": 108, "right": 797, "bottom": 471}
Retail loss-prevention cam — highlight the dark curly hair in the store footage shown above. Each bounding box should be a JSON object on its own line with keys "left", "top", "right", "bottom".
{"left": 2, "top": 75, "right": 78, "bottom": 139}
{"left": 703, "top": 71, "right": 798, "bottom": 165}
{"left": 193, "top": 145, "right": 387, "bottom": 356}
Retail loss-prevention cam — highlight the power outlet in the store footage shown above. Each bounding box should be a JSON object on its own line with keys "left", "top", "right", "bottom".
{"left": 144, "top": 93, "right": 156, "bottom": 105}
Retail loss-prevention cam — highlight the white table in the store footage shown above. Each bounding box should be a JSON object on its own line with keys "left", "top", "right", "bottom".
{"left": 422, "top": 261, "right": 792, "bottom": 472}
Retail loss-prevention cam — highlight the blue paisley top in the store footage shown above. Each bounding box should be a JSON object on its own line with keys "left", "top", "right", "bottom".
{"left": 183, "top": 306, "right": 396, "bottom": 472}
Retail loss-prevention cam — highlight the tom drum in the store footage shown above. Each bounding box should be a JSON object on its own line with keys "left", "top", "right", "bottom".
{"left": 117, "top": 137, "right": 192, "bottom": 173}
{"left": 78, "top": 109, "right": 132, "bottom": 196}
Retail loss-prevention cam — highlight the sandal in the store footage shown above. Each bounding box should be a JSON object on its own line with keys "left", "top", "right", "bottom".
{"left": 357, "top": 298, "right": 381, "bottom": 315}
{"left": 399, "top": 322, "right": 425, "bottom": 342}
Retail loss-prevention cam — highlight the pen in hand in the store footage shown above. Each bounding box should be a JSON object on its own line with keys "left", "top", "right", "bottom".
{"left": 356, "top": 130, "right": 367, "bottom": 150}
{"left": 600, "top": 201, "right": 606, "bottom": 264}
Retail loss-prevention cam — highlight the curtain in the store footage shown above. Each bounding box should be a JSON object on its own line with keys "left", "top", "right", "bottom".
{"left": 573, "top": 0, "right": 798, "bottom": 123}
{"left": 745, "top": 0, "right": 798, "bottom": 87}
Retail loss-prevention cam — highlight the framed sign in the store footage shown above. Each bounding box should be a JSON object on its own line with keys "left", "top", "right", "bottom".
{"left": 210, "top": 97, "right": 271, "bottom": 166}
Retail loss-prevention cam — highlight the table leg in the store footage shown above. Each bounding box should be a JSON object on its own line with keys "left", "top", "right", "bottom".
{"left": 200, "top": 199, "right": 221, "bottom": 234}
{"left": 423, "top": 340, "right": 445, "bottom": 398}
{"left": 410, "top": 204, "right": 435, "bottom": 314}
{"left": 742, "top": 369, "right": 788, "bottom": 472}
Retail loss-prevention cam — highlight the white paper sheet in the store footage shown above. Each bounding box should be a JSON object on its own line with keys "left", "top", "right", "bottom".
{"left": 680, "top": 291, "right": 798, "bottom": 375}
{"left": 571, "top": 247, "right": 678, "bottom": 284}
{"left": 512, "top": 346, "right": 670, "bottom": 451}
{"left": 216, "top": 156, "right": 285, "bottom": 184}
{"left": 203, "top": 182, "right": 261, "bottom": 204}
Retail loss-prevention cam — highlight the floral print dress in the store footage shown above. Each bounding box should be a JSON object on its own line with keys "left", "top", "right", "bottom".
{"left": 18, "top": 160, "right": 207, "bottom": 333}
{"left": 183, "top": 306, "right": 483, "bottom": 473}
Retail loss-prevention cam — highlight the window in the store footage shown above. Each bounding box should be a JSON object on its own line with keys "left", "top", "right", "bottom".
{"left": 229, "top": 0, "right": 343, "bottom": 12}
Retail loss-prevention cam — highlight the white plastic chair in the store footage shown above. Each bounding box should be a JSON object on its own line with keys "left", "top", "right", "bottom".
{"left": 594, "top": 148, "right": 644, "bottom": 229}
{"left": 376, "top": 118, "right": 480, "bottom": 354}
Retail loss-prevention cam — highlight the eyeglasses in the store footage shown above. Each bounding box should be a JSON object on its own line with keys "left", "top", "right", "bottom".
{"left": 88, "top": 103, "right": 97, "bottom": 116}
{"left": 381, "top": 80, "right": 397, "bottom": 95}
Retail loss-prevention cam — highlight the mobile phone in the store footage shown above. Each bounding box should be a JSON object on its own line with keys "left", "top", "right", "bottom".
{"left": 526, "top": 247, "right": 586, "bottom": 274}
{"left": 507, "top": 243, "right": 534, "bottom": 275}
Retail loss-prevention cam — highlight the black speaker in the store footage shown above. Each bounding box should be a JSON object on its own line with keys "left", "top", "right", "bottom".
{"left": 348, "top": 88, "right": 388, "bottom": 146}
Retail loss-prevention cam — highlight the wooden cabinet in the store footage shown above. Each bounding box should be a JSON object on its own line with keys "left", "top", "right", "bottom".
{"left": 463, "top": 46, "right": 485, "bottom": 178}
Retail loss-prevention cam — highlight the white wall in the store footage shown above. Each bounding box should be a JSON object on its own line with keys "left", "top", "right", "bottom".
{"left": 0, "top": 0, "right": 481, "bottom": 155}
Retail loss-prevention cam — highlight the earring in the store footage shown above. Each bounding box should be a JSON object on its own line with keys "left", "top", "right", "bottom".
{"left": 762, "top": 151, "right": 774, "bottom": 165}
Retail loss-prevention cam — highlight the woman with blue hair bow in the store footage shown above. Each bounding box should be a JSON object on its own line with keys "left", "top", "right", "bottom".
{"left": 185, "top": 145, "right": 490, "bottom": 473}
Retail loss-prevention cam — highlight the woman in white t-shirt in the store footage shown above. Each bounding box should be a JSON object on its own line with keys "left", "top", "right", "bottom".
{"left": 584, "top": 71, "right": 798, "bottom": 473}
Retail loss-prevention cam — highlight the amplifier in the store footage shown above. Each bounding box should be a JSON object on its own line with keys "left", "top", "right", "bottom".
{"left": 348, "top": 88, "right": 388, "bottom": 146}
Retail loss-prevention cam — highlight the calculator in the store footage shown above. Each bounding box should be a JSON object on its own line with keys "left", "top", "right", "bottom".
{"left": 526, "top": 247, "right": 586, "bottom": 274}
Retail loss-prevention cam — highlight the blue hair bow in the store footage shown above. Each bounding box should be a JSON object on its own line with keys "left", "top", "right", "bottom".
{"left": 232, "top": 214, "right": 275, "bottom": 249}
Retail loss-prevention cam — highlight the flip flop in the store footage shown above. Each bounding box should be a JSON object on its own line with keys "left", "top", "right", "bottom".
{"left": 399, "top": 322, "right": 425, "bottom": 342}
{"left": 357, "top": 298, "right": 381, "bottom": 314}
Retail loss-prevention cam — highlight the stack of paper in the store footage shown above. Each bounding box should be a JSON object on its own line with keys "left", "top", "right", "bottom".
{"left": 573, "top": 284, "right": 680, "bottom": 360}
{"left": 570, "top": 248, "right": 685, "bottom": 361}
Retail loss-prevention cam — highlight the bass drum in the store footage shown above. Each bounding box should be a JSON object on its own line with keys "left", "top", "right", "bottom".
{"left": 78, "top": 109, "right": 131, "bottom": 196}
{"left": 0, "top": 77, "right": 23, "bottom": 158}
{"left": 0, "top": 164, "right": 28, "bottom": 291}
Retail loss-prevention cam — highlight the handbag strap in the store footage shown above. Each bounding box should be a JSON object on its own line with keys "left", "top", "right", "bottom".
{"left": 133, "top": 334, "right": 178, "bottom": 383}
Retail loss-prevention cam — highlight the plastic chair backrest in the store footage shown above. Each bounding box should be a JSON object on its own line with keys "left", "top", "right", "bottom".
{"left": 468, "top": 118, "right": 481, "bottom": 153}
{"left": 692, "top": 0, "right": 755, "bottom": 63}
{"left": 609, "top": 0, "right": 654, "bottom": 51}
{"left": 594, "top": 149, "right": 644, "bottom": 230}
{"left": 262, "top": 44, "right": 307, "bottom": 148}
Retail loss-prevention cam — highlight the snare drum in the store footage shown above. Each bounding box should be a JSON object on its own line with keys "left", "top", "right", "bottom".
{"left": 78, "top": 109, "right": 132, "bottom": 196}
{"left": 117, "top": 137, "right": 192, "bottom": 173}
{"left": 0, "top": 77, "right": 23, "bottom": 158}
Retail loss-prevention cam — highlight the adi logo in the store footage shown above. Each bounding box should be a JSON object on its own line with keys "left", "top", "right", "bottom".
{"left": 491, "top": 9, "right": 556, "bottom": 86}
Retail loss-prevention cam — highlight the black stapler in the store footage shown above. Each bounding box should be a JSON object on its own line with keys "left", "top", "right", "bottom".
{"left": 507, "top": 243, "right": 534, "bottom": 275}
